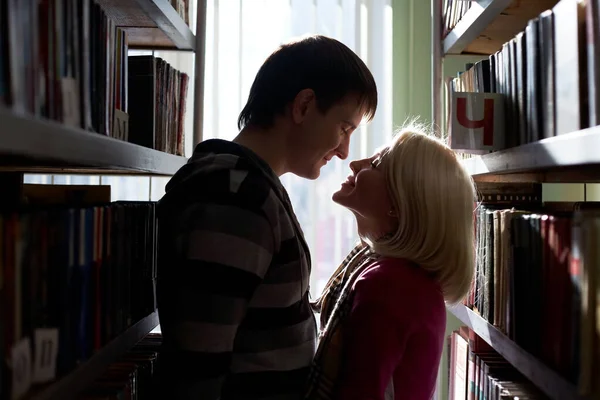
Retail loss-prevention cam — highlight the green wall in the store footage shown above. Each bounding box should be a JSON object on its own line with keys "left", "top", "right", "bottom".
{"left": 392, "top": 0, "right": 433, "bottom": 128}
{"left": 392, "top": 3, "right": 598, "bottom": 398}
{"left": 391, "top": 0, "right": 484, "bottom": 127}
{"left": 392, "top": 3, "right": 460, "bottom": 399}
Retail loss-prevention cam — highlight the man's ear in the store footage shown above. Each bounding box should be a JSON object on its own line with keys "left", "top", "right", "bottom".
{"left": 291, "top": 88, "right": 316, "bottom": 124}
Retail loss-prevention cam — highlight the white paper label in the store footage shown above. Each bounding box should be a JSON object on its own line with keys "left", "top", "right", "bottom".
{"left": 11, "top": 337, "right": 32, "bottom": 400}
{"left": 450, "top": 92, "right": 505, "bottom": 153}
{"left": 61, "top": 77, "right": 81, "bottom": 127}
{"left": 33, "top": 328, "right": 59, "bottom": 383}
{"left": 113, "top": 109, "right": 129, "bottom": 141}
{"left": 178, "top": 0, "right": 186, "bottom": 18}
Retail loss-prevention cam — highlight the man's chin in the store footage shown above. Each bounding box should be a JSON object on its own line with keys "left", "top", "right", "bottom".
{"left": 292, "top": 167, "right": 321, "bottom": 180}
{"left": 307, "top": 171, "right": 320, "bottom": 180}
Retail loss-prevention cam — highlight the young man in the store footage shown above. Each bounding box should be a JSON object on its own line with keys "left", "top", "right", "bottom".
{"left": 155, "top": 35, "right": 377, "bottom": 399}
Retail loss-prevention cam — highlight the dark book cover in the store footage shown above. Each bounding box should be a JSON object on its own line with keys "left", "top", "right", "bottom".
{"left": 515, "top": 30, "right": 528, "bottom": 146}
{"left": 526, "top": 17, "right": 542, "bottom": 143}
{"left": 525, "top": 214, "right": 543, "bottom": 358}
{"left": 540, "top": 9, "right": 556, "bottom": 139}
{"left": 127, "top": 55, "right": 156, "bottom": 150}
{"left": 508, "top": 39, "right": 519, "bottom": 148}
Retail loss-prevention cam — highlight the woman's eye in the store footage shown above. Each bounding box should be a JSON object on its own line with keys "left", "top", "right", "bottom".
{"left": 370, "top": 157, "right": 383, "bottom": 168}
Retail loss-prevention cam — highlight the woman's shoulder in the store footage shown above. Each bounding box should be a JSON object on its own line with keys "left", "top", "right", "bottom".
{"left": 352, "top": 257, "right": 446, "bottom": 319}
{"left": 355, "top": 257, "right": 438, "bottom": 291}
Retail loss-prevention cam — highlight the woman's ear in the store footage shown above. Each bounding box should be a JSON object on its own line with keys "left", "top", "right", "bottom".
{"left": 387, "top": 209, "right": 397, "bottom": 218}
{"left": 291, "top": 88, "right": 316, "bottom": 124}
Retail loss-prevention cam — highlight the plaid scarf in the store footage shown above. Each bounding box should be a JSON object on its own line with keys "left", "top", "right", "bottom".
{"left": 304, "top": 242, "right": 379, "bottom": 400}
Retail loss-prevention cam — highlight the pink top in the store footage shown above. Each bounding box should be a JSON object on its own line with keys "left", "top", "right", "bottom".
{"left": 336, "top": 257, "right": 447, "bottom": 400}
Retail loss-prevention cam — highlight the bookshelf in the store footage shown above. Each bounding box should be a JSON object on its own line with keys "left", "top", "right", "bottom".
{"left": 433, "top": 0, "right": 600, "bottom": 399}
{"left": 460, "top": 127, "right": 600, "bottom": 178}
{"left": 29, "top": 312, "right": 159, "bottom": 400}
{"left": 442, "top": 0, "right": 560, "bottom": 55}
{"left": 0, "top": 0, "right": 206, "bottom": 399}
{"left": 447, "top": 304, "right": 587, "bottom": 400}
{"left": 97, "top": 0, "right": 196, "bottom": 50}
{"left": 442, "top": 0, "right": 513, "bottom": 55}
{"left": 0, "top": 108, "right": 188, "bottom": 175}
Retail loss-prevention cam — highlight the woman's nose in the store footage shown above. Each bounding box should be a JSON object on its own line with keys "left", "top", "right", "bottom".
{"left": 349, "top": 158, "right": 368, "bottom": 173}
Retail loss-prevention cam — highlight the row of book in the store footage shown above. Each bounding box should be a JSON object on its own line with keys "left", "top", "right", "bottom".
{"left": 0, "top": 195, "right": 158, "bottom": 400}
{"left": 0, "top": 0, "right": 188, "bottom": 156}
{"left": 78, "top": 333, "right": 162, "bottom": 400}
{"left": 441, "top": 0, "right": 472, "bottom": 39}
{"left": 448, "top": 327, "right": 548, "bottom": 399}
{"left": 168, "top": 0, "right": 191, "bottom": 27}
{"left": 467, "top": 198, "right": 599, "bottom": 397}
{"left": 450, "top": 0, "right": 600, "bottom": 151}
{"left": 1, "top": 0, "right": 126, "bottom": 136}
{"left": 129, "top": 55, "right": 189, "bottom": 157}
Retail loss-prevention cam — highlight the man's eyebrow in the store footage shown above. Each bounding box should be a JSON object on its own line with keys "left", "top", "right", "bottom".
{"left": 342, "top": 120, "right": 357, "bottom": 130}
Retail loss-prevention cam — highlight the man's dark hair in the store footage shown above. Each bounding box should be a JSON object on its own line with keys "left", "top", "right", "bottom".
{"left": 237, "top": 35, "right": 378, "bottom": 130}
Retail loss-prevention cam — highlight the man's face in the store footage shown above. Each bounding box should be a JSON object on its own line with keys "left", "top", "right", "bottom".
{"left": 288, "top": 93, "right": 365, "bottom": 179}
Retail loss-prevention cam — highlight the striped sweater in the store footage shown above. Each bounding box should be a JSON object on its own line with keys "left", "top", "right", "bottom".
{"left": 156, "top": 139, "right": 317, "bottom": 400}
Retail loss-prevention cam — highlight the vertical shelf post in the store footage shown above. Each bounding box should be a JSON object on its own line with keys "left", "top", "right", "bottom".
{"left": 431, "top": 0, "right": 443, "bottom": 136}
{"left": 193, "top": 0, "right": 208, "bottom": 148}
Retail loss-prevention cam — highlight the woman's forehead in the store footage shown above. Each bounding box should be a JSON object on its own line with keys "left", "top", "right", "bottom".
{"left": 371, "top": 145, "right": 390, "bottom": 159}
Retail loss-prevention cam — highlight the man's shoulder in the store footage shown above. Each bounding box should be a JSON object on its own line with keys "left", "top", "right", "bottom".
{"left": 163, "top": 161, "right": 287, "bottom": 233}
{"left": 163, "top": 147, "right": 277, "bottom": 202}
{"left": 190, "top": 138, "right": 277, "bottom": 180}
{"left": 193, "top": 157, "right": 272, "bottom": 194}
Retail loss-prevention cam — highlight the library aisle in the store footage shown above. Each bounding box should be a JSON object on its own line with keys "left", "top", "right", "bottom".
{"left": 0, "top": 0, "right": 202, "bottom": 399}
{"left": 435, "top": 0, "right": 600, "bottom": 399}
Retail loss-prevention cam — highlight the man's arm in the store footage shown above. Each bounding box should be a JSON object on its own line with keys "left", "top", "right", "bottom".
{"left": 164, "top": 181, "right": 276, "bottom": 399}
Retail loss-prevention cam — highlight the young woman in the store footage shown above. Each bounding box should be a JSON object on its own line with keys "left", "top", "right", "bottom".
{"left": 305, "top": 125, "right": 476, "bottom": 400}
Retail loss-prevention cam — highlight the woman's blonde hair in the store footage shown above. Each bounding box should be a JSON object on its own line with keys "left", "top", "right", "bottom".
{"left": 368, "top": 122, "right": 476, "bottom": 304}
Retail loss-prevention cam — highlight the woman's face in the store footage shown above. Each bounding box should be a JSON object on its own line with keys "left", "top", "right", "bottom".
{"left": 332, "top": 151, "right": 395, "bottom": 235}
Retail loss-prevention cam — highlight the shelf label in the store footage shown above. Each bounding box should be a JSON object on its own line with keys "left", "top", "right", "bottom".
{"left": 61, "top": 77, "right": 81, "bottom": 128}
{"left": 113, "top": 109, "right": 129, "bottom": 141}
{"left": 178, "top": 0, "right": 186, "bottom": 19}
{"left": 11, "top": 337, "right": 32, "bottom": 400}
{"left": 450, "top": 92, "right": 505, "bottom": 153}
{"left": 33, "top": 328, "right": 59, "bottom": 383}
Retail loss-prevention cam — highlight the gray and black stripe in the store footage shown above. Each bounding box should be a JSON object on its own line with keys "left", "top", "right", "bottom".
{"left": 156, "top": 139, "right": 317, "bottom": 400}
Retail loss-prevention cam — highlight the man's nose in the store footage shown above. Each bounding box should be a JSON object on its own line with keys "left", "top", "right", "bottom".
{"left": 334, "top": 136, "right": 350, "bottom": 160}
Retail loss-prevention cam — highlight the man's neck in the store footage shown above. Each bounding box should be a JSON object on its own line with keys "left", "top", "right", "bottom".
{"left": 233, "top": 126, "right": 288, "bottom": 176}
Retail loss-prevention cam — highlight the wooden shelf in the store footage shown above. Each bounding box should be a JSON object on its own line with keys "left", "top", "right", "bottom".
{"left": 460, "top": 128, "right": 600, "bottom": 181}
{"left": 0, "top": 108, "right": 188, "bottom": 176}
{"left": 447, "top": 304, "right": 588, "bottom": 400}
{"left": 29, "top": 311, "right": 159, "bottom": 400}
{"left": 97, "top": 0, "right": 195, "bottom": 50}
{"left": 443, "top": 0, "right": 559, "bottom": 55}
{"left": 443, "top": 0, "right": 512, "bottom": 55}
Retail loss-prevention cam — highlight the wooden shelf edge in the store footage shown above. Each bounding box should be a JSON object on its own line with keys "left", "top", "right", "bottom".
{"left": 447, "top": 304, "right": 587, "bottom": 400}
{"left": 30, "top": 311, "right": 159, "bottom": 400}
{"left": 133, "top": 0, "right": 195, "bottom": 50}
{"left": 0, "top": 108, "right": 188, "bottom": 176}
{"left": 460, "top": 128, "right": 600, "bottom": 178}
{"left": 96, "top": 0, "right": 195, "bottom": 50}
{"left": 443, "top": 0, "right": 513, "bottom": 55}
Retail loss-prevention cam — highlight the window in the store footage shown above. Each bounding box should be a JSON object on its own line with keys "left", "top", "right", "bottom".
{"left": 25, "top": 0, "right": 393, "bottom": 298}
{"left": 203, "top": 0, "right": 393, "bottom": 296}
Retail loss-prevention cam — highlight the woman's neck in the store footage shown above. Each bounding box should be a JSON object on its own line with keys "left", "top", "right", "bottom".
{"left": 355, "top": 214, "right": 394, "bottom": 241}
